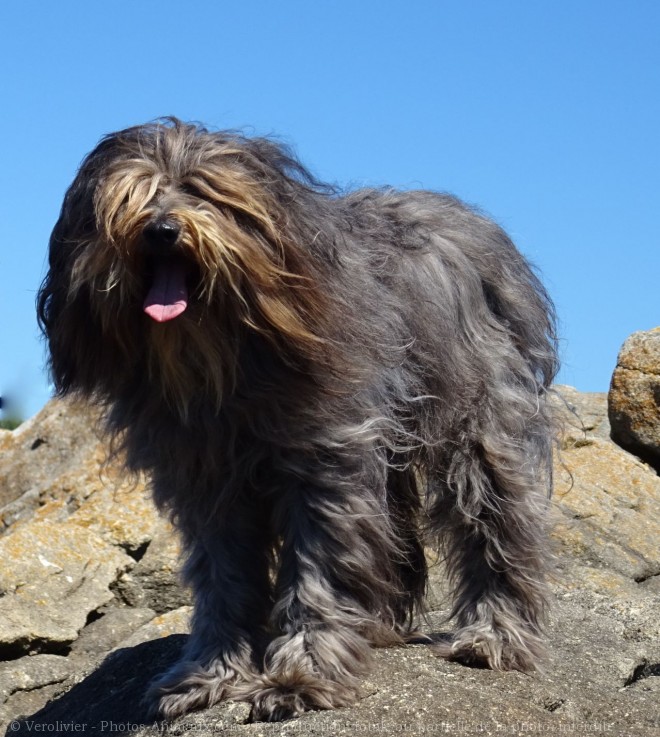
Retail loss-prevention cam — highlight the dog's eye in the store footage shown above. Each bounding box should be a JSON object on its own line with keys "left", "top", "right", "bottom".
{"left": 180, "top": 181, "right": 203, "bottom": 198}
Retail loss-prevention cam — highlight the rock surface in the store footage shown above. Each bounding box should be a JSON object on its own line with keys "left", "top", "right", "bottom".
{"left": 609, "top": 327, "right": 660, "bottom": 472}
{"left": 0, "top": 399, "right": 105, "bottom": 520}
{"left": 1, "top": 384, "right": 659, "bottom": 736}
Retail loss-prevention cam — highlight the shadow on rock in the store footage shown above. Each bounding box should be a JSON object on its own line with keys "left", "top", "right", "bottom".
{"left": 7, "top": 635, "right": 186, "bottom": 736}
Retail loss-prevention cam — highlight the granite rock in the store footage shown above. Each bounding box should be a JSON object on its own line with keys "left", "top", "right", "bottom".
{"left": 608, "top": 327, "right": 660, "bottom": 472}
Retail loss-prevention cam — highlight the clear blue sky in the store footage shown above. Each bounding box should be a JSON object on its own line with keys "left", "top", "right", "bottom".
{"left": 1, "top": 0, "right": 658, "bottom": 419}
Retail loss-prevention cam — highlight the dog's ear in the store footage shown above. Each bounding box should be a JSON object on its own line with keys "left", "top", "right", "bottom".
{"left": 37, "top": 132, "right": 131, "bottom": 396}
{"left": 37, "top": 206, "right": 134, "bottom": 398}
{"left": 37, "top": 234, "right": 103, "bottom": 397}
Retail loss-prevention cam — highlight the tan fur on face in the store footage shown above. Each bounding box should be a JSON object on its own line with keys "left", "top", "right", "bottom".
{"left": 67, "top": 127, "right": 331, "bottom": 418}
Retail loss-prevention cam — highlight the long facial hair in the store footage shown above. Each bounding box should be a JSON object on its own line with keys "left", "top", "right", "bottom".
{"left": 38, "top": 120, "right": 335, "bottom": 418}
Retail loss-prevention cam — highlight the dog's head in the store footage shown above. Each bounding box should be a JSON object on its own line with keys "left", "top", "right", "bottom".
{"left": 38, "top": 119, "right": 332, "bottom": 412}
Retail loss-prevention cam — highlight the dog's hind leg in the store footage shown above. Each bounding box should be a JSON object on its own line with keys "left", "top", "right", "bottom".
{"left": 426, "top": 390, "right": 553, "bottom": 672}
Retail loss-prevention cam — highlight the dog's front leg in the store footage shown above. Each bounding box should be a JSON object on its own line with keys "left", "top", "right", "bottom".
{"left": 242, "top": 480, "right": 401, "bottom": 722}
{"left": 147, "top": 506, "right": 273, "bottom": 720}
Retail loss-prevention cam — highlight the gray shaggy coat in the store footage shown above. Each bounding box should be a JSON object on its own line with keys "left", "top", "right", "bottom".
{"left": 38, "top": 119, "right": 558, "bottom": 722}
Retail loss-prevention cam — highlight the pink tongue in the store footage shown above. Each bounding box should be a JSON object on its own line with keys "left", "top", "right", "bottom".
{"left": 143, "top": 263, "right": 188, "bottom": 322}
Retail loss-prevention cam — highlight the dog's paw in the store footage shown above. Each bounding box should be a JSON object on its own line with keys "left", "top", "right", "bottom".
{"left": 431, "top": 624, "right": 545, "bottom": 673}
{"left": 237, "top": 670, "right": 358, "bottom": 722}
{"left": 249, "top": 684, "right": 308, "bottom": 722}
{"left": 145, "top": 661, "right": 240, "bottom": 720}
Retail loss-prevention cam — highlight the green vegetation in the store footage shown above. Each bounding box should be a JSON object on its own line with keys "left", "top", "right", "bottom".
{"left": 0, "top": 417, "right": 22, "bottom": 431}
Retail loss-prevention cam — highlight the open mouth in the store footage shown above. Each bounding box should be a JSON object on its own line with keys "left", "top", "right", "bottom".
{"left": 143, "top": 258, "right": 191, "bottom": 323}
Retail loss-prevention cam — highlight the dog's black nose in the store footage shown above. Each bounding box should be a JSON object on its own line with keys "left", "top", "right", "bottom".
{"left": 143, "top": 220, "right": 181, "bottom": 247}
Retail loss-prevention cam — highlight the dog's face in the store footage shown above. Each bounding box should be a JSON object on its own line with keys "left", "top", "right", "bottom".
{"left": 54, "top": 119, "right": 315, "bottom": 324}
{"left": 38, "top": 119, "right": 329, "bottom": 411}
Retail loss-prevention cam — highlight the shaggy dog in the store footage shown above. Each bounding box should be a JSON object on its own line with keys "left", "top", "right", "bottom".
{"left": 38, "top": 118, "right": 558, "bottom": 722}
